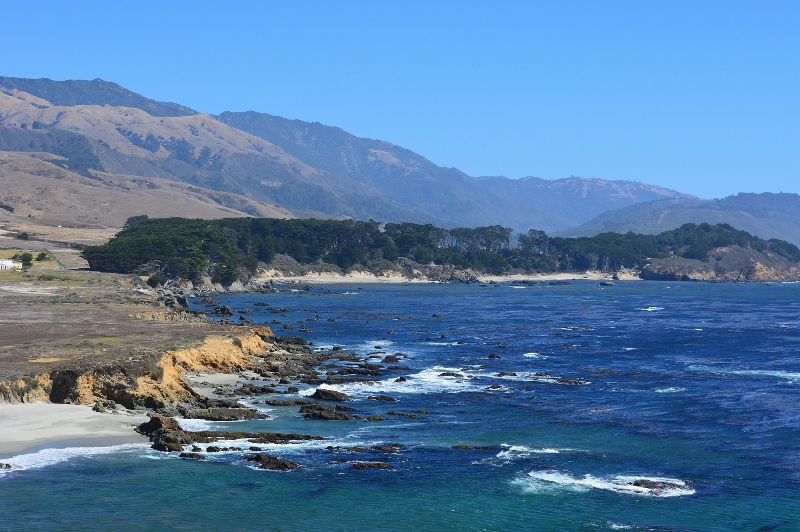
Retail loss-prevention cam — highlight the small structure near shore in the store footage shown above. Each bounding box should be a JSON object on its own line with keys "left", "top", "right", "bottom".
{"left": 0, "top": 259, "right": 22, "bottom": 271}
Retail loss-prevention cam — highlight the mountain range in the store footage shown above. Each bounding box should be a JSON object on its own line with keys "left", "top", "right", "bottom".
{"left": 0, "top": 76, "right": 796, "bottom": 244}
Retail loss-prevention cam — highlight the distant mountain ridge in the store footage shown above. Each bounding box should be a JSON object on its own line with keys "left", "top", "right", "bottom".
{"left": 0, "top": 76, "right": 707, "bottom": 233}
{"left": 0, "top": 76, "right": 196, "bottom": 117}
{"left": 565, "top": 192, "right": 800, "bottom": 246}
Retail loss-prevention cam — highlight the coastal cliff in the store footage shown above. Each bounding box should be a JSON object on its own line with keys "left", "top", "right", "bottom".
{"left": 640, "top": 246, "right": 800, "bottom": 282}
{"left": 0, "top": 327, "right": 280, "bottom": 405}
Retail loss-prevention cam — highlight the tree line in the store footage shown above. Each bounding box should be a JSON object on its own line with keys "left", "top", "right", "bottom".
{"left": 81, "top": 218, "right": 800, "bottom": 284}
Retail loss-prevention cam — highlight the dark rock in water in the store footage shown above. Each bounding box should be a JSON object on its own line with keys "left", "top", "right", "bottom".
{"left": 371, "top": 444, "right": 404, "bottom": 452}
{"left": 286, "top": 386, "right": 299, "bottom": 393}
{"left": 535, "top": 372, "right": 553, "bottom": 377}
{"left": 311, "top": 388, "right": 353, "bottom": 402}
{"left": 179, "top": 452, "right": 205, "bottom": 460}
{"left": 235, "top": 384, "right": 278, "bottom": 396}
{"left": 366, "top": 415, "right": 385, "bottom": 421}
{"left": 382, "top": 355, "right": 401, "bottom": 363}
{"left": 630, "top": 478, "right": 688, "bottom": 494}
{"left": 395, "top": 376, "right": 407, "bottom": 382}
{"left": 239, "top": 308, "right": 253, "bottom": 314}
{"left": 199, "top": 297, "right": 219, "bottom": 306}
{"left": 352, "top": 461, "right": 392, "bottom": 470}
{"left": 0, "top": 463, "right": 11, "bottom": 469}
{"left": 212, "top": 305, "right": 235, "bottom": 316}
{"left": 300, "top": 403, "right": 356, "bottom": 420}
{"left": 136, "top": 415, "right": 182, "bottom": 436}
{"left": 92, "top": 399, "right": 117, "bottom": 413}
{"left": 246, "top": 453, "right": 300, "bottom": 471}
{"left": 453, "top": 445, "right": 493, "bottom": 450}
{"left": 488, "top": 353, "right": 501, "bottom": 359}
{"left": 368, "top": 395, "right": 397, "bottom": 402}
{"left": 326, "top": 445, "right": 368, "bottom": 453}
{"left": 497, "top": 372, "right": 518, "bottom": 377}
{"left": 549, "top": 280, "right": 571, "bottom": 286}
{"left": 181, "top": 407, "right": 266, "bottom": 421}
{"left": 191, "top": 446, "right": 202, "bottom": 452}
{"left": 599, "top": 281, "right": 616, "bottom": 286}
{"left": 438, "top": 372, "right": 464, "bottom": 378}
{"left": 556, "top": 378, "right": 586, "bottom": 385}
{"left": 152, "top": 441, "right": 183, "bottom": 452}
{"left": 387, "top": 411, "right": 419, "bottom": 419}
{"left": 266, "top": 399, "right": 315, "bottom": 406}
{"left": 206, "top": 446, "right": 221, "bottom": 453}
{"left": 253, "top": 302, "right": 268, "bottom": 306}
{"left": 387, "top": 365, "right": 411, "bottom": 370}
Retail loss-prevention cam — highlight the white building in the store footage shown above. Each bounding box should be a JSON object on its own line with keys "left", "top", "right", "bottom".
{"left": 0, "top": 259, "right": 22, "bottom": 270}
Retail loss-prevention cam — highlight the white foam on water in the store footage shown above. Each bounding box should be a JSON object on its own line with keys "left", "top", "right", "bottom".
{"left": 638, "top": 307, "right": 664, "bottom": 312}
{"left": 523, "top": 352, "right": 546, "bottom": 359}
{"left": 0, "top": 443, "right": 148, "bottom": 475}
{"left": 340, "top": 339, "right": 396, "bottom": 355}
{"left": 471, "top": 370, "right": 587, "bottom": 385}
{"left": 688, "top": 366, "right": 800, "bottom": 383}
{"left": 655, "top": 387, "right": 686, "bottom": 393}
{"left": 496, "top": 444, "right": 563, "bottom": 460}
{"left": 515, "top": 470, "right": 694, "bottom": 497}
{"left": 623, "top": 347, "right": 637, "bottom": 351}
{"left": 341, "top": 291, "right": 359, "bottom": 295}
{"left": 177, "top": 415, "right": 276, "bottom": 432}
{"left": 303, "top": 366, "right": 483, "bottom": 397}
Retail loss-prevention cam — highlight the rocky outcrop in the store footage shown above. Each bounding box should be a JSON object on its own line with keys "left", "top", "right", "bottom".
{"left": 135, "top": 415, "right": 324, "bottom": 453}
{"left": 245, "top": 453, "right": 300, "bottom": 471}
{"left": 134, "top": 310, "right": 211, "bottom": 322}
{"left": 310, "top": 388, "right": 353, "bottom": 402}
{"left": 299, "top": 403, "right": 357, "bottom": 420}
{"left": 397, "top": 258, "right": 480, "bottom": 284}
{"left": 352, "top": 461, "right": 392, "bottom": 470}
{"left": 641, "top": 246, "right": 800, "bottom": 282}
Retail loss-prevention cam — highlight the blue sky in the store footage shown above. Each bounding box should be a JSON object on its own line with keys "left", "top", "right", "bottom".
{"left": 3, "top": 1, "right": 797, "bottom": 199}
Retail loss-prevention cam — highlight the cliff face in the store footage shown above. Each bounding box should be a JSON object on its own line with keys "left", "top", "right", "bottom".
{"left": 0, "top": 330, "right": 275, "bottom": 406}
{"left": 641, "top": 246, "right": 800, "bottom": 282}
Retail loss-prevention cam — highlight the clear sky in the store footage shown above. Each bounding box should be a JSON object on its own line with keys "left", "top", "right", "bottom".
{"left": 2, "top": 1, "right": 797, "bottom": 199}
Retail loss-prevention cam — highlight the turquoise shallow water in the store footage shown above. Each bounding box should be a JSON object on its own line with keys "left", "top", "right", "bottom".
{"left": 2, "top": 281, "right": 799, "bottom": 531}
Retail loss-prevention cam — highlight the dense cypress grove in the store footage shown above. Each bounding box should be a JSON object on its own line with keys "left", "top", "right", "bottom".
{"left": 81, "top": 218, "right": 800, "bottom": 284}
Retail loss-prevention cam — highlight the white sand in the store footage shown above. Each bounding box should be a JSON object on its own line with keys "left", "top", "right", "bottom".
{"left": 0, "top": 403, "right": 149, "bottom": 455}
{"left": 258, "top": 269, "right": 641, "bottom": 285}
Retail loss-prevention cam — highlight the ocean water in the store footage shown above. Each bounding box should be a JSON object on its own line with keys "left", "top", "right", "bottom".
{"left": 2, "top": 281, "right": 799, "bottom": 531}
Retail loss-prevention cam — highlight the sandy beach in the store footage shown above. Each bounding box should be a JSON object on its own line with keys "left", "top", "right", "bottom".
{"left": 0, "top": 403, "right": 149, "bottom": 456}
{"left": 256, "top": 268, "right": 641, "bottom": 285}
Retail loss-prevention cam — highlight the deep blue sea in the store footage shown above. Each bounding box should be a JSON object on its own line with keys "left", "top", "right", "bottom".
{"left": 2, "top": 281, "right": 800, "bottom": 531}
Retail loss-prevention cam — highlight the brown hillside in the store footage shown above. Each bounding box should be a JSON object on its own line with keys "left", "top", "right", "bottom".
{"left": 0, "top": 152, "right": 292, "bottom": 229}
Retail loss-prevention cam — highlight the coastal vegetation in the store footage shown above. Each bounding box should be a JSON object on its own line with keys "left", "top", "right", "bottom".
{"left": 81, "top": 217, "right": 800, "bottom": 284}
